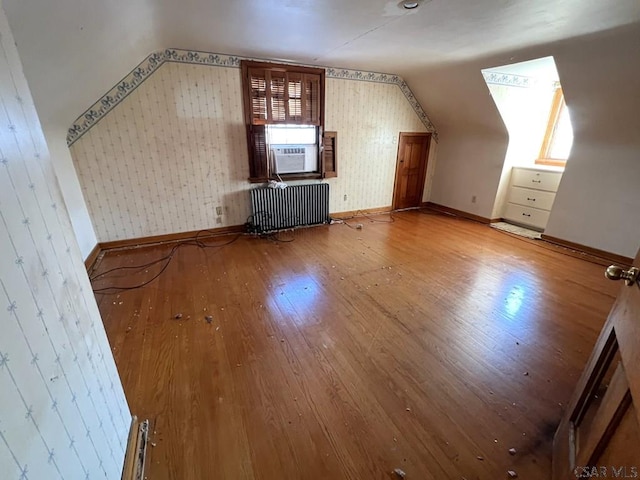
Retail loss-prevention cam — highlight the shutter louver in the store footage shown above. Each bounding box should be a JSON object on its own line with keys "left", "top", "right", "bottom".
{"left": 248, "top": 68, "right": 268, "bottom": 123}
{"left": 270, "top": 72, "right": 287, "bottom": 123}
{"left": 322, "top": 131, "right": 337, "bottom": 178}
{"left": 248, "top": 124, "right": 268, "bottom": 180}
{"left": 304, "top": 74, "right": 321, "bottom": 125}
{"left": 287, "top": 73, "right": 303, "bottom": 123}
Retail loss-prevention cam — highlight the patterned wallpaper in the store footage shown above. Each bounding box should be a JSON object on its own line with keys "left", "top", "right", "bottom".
{"left": 0, "top": 6, "right": 131, "bottom": 479}
{"left": 70, "top": 61, "right": 428, "bottom": 242}
{"left": 66, "top": 49, "right": 437, "bottom": 146}
{"left": 325, "top": 78, "right": 428, "bottom": 213}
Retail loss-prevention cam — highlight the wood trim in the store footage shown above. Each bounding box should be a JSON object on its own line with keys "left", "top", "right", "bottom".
{"left": 421, "top": 202, "right": 500, "bottom": 224}
{"left": 322, "top": 131, "right": 337, "bottom": 178}
{"left": 330, "top": 206, "right": 392, "bottom": 219}
{"left": 84, "top": 243, "right": 101, "bottom": 271}
{"left": 121, "top": 416, "right": 148, "bottom": 480}
{"left": 535, "top": 158, "right": 567, "bottom": 168}
{"left": 100, "top": 225, "right": 245, "bottom": 251}
{"left": 537, "top": 87, "right": 568, "bottom": 166}
{"left": 541, "top": 234, "right": 633, "bottom": 267}
{"left": 240, "top": 59, "right": 325, "bottom": 75}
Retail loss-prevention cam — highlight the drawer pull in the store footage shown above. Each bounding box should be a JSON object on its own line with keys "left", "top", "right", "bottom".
{"left": 531, "top": 180, "right": 542, "bottom": 183}
{"left": 522, "top": 213, "right": 531, "bottom": 217}
{"left": 526, "top": 197, "right": 536, "bottom": 201}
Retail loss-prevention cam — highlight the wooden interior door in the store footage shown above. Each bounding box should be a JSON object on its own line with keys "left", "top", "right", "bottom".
{"left": 553, "top": 250, "right": 640, "bottom": 478}
{"left": 392, "top": 133, "right": 430, "bottom": 210}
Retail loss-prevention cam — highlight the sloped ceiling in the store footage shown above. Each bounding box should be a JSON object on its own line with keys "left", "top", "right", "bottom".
{"left": 4, "top": 0, "right": 640, "bottom": 130}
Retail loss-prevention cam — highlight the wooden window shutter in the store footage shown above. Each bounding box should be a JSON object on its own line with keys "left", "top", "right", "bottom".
{"left": 247, "top": 68, "right": 268, "bottom": 124}
{"left": 287, "top": 72, "right": 303, "bottom": 123}
{"left": 303, "top": 74, "right": 321, "bottom": 125}
{"left": 269, "top": 71, "right": 287, "bottom": 123}
{"left": 322, "top": 131, "right": 337, "bottom": 178}
{"left": 241, "top": 60, "right": 325, "bottom": 181}
{"left": 247, "top": 124, "right": 269, "bottom": 180}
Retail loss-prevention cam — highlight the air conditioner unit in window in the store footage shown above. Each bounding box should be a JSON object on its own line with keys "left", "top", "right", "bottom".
{"left": 271, "top": 145, "right": 317, "bottom": 174}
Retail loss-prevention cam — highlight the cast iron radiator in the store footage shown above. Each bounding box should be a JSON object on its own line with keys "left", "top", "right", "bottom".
{"left": 249, "top": 183, "right": 330, "bottom": 232}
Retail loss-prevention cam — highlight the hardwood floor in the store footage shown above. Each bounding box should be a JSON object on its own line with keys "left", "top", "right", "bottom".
{"left": 92, "top": 210, "right": 620, "bottom": 479}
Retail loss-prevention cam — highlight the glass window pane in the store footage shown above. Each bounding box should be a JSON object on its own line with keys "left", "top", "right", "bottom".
{"left": 549, "top": 104, "right": 573, "bottom": 159}
{"left": 268, "top": 125, "right": 316, "bottom": 145}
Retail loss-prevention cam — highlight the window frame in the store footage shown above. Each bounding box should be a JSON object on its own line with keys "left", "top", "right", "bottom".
{"left": 241, "top": 60, "right": 335, "bottom": 182}
{"left": 536, "top": 87, "right": 571, "bottom": 167}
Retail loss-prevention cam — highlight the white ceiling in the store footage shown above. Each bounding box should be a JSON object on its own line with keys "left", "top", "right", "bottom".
{"left": 4, "top": 0, "right": 640, "bottom": 130}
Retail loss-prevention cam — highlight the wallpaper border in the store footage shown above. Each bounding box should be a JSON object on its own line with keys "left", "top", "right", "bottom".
{"left": 66, "top": 48, "right": 437, "bottom": 146}
{"left": 482, "top": 72, "right": 536, "bottom": 88}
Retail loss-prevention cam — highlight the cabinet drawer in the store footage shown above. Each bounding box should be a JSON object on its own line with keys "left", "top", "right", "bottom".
{"left": 512, "top": 168, "right": 562, "bottom": 192}
{"left": 504, "top": 203, "right": 550, "bottom": 230}
{"left": 508, "top": 186, "right": 556, "bottom": 211}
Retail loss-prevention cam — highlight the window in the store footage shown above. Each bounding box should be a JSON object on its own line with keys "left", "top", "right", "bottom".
{"left": 241, "top": 60, "right": 336, "bottom": 182}
{"left": 537, "top": 87, "right": 574, "bottom": 167}
{"left": 268, "top": 125, "right": 318, "bottom": 174}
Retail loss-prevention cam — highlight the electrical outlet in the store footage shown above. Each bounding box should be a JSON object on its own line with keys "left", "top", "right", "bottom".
{"left": 216, "top": 217, "right": 222, "bottom": 224}
{"left": 471, "top": 195, "right": 477, "bottom": 204}
{"left": 343, "top": 194, "right": 348, "bottom": 201}
{"left": 216, "top": 206, "right": 223, "bottom": 215}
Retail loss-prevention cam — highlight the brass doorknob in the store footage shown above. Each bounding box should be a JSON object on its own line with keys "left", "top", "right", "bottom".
{"left": 605, "top": 265, "right": 640, "bottom": 286}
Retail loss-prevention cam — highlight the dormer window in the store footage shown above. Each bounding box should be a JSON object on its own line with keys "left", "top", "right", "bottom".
{"left": 537, "top": 87, "right": 574, "bottom": 167}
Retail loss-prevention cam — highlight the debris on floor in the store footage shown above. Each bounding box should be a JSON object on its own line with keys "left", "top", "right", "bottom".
{"left": 507, "top": 470, "right": 518, "bottom": 478}
{"left": 174, "top": 313, "right": 183, "bottom": 319}
{"left": 476, "top": 456, "right": 484, "bottom": 461}
{"left": 508, "top": 448, "right": 517, "bottom": 455}
{"left": 392, "top": 467, "right": 406, "bottom": 478}
{"left": 523, "top": 371, "right": 529, "bottom": 376}
{"left": 205, "top": 315, "right": 213, "bottom": 323}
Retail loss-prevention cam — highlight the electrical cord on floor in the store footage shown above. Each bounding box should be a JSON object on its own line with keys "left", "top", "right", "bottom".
{"left": 356, "top": 210, "right": 395, "bottom": 223}
{"left": 332, "top": 218, "right": 360, "bottom": 229}
{"left": 262, "top": 231, "right": 295, "bottom": 243}
{"left": 91, "top": 231, "right": 241, "bottom": 294}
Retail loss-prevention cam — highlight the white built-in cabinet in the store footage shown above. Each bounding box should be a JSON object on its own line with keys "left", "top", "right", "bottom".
{"left": 503, "top": 167, "right": 563, "bottom": 231}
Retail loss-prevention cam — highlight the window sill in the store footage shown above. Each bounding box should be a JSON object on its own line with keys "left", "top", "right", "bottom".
{"left": 248, "top": 173, "right": 323, "bottom": 184}
{"left": 535, "top": 158, "right": 567, "bottom": 168}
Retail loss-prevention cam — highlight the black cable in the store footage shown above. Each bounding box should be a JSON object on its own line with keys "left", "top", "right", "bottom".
{"left": 91, "top": 231, "right": 241, "bottom": 294}
{"left": 263, "top": 230, "right": 295, "bottom": 242}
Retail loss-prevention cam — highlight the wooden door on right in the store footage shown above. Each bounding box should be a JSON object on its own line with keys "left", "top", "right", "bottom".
{"left": 553, "top": 249, "right": 640, "bottom": 478}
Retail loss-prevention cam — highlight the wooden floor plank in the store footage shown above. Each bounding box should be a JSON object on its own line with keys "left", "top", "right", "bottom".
{"left": 92, "top": 210, "right": 619, "bottom": 479}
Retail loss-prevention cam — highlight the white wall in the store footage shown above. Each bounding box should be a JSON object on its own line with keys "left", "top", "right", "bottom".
{"left": 69, "top": 61, "right": 428, "bottom": 242}
{"left": 4, "top": 0, "right": 161, "bottom": 260}
{"left": 544, "top": 25, "right": 640, "bottom": 258}
{"left": 408, "top": 24, "right": 640, "bottom": 258}
{"left": 44, "top": 126, "right": 98, "bottom": 258}
{"left": 0, "top": 4, "right": 131, "bottom": 478}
